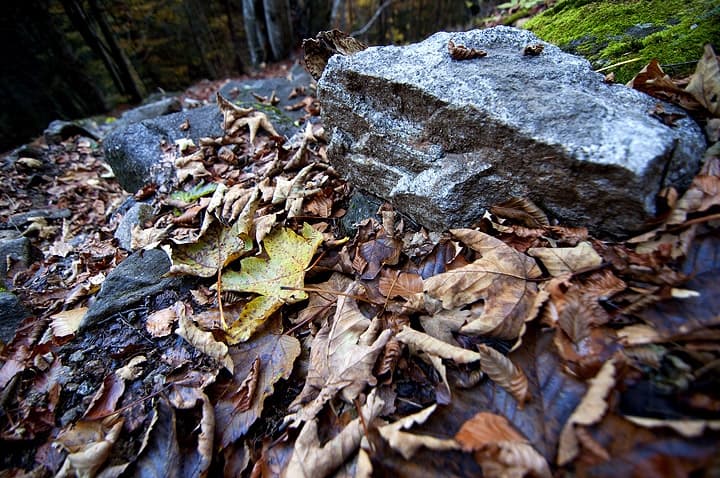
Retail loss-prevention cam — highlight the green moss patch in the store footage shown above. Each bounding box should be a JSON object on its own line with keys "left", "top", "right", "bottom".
{"left": 524, "top": 0, "right": 720, "bottom": 82}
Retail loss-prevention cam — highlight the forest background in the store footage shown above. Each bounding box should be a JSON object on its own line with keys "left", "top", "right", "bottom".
{"left": 0, "top": 0, "right": 495, "bottom": 152}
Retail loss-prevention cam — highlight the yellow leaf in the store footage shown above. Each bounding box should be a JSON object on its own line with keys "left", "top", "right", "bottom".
{"left": 167, "top": 219, "right": 253, "bottom": 278}
{"left": 222, "top": 224, "right": 323, "bottom": 343}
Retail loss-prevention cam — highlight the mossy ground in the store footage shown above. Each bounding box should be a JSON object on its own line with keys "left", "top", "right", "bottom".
{"left": 524, "top": 0, "right": 720, "bottom": 83}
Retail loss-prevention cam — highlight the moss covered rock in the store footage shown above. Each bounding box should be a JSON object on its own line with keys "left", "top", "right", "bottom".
{"left": 524, "top": 0, "right": 720, "bottom": 83}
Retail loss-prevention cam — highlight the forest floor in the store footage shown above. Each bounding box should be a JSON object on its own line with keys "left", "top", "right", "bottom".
{"left": 2, "top": 20, "right": 720, "bottom": 478}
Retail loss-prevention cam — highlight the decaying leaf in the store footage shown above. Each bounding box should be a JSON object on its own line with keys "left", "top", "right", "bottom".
{"left": 284, "top": 388, "right": 385, "bottom": 478}
{"left": 176, "top": 315, "right": 234, "bottom": 372}
{"left": 378, "top": 269, "right": 423, "bottom": 300}
{"left": 378, "top": 404, "right": 459, "bottom": 459}
{"left": 557, "top": 358, "right": 616, "bottom": 465}
{"left": 396, "top": 326, "right": 482, "bottom": 364}
{"left": 50, "top": 307, "right": 87, "bottom": 337}
{"left": 627, "top": 59, "right": 701, "bottom": 111}
{"left": 528, "top": 242, "right": 602, "bottom": 276}
{"left": 455, "top": 412, "right": 551, "bottom": 478}
{"left": 216, "top": 333, "right": 300, "bottom": 448}
{"left": 490, "top": 197, "right": 549, "bottom": 228}
{"left": 424, "top": 229, "right": 541, "bottom": 339}
{"left": 623, "top": 415, "right": 720, "bottom": 438}
{"left": 221, "top": 223, "right": 323, "bottom": 343}
{"left": 302, "top": 29, "right": 368, "bottom": 80}
{"left": 289, "top": 284, "right": 392, "bottom": 425}
{"left": 55, "top": 417, "right": 124, "bottom": 478}
{"left": 448, "top": 39, "right": 487, "bottom": 60}
{"left": 477, "top": 344, "right": 530, "bottom": 406}
{"left": 685, "top": 44, "right": 720, "bottom": 116}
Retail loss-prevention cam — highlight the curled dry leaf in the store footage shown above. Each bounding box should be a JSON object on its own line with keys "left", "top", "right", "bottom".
{"left": 528, "top": 241, "right": 602, "bottom": 276}
{"left": 396, "top": 326, "right": 482, "bottom": 364}
{"left": 627, "top": 59, "right": 701, "bottom": 111}
{"left": 145, "top": 301, "right": 185, "bottom": 338}
{"left": 289, "top": 285, "right": 392, "bottom": 425}
{"left": 55, "top": 417, "right": 124, "bottom": 478}
{"left": 685, "top": 44, "right": 720, "bottom": 116}
{"left": 622, "top": 415, "right": 720, "bottom": 438}
{"left": 378, "top": 404, "right": 459, "bottom": 459}
{"left": 283, "top": 388, "right": 385, "bottom": 478}
{"left": 523, "top": 43, "right": 545, "bottom": 56}
{"left": 448, "top": 40, "right": 487, "bottom": 60}
{"left": 176, "top": 315, "right": 234, "bottom": 372}
{"left": 50, "top": 307, "right": 87, "bottom": 337}
{"left": 477, "top": 344, "right": 530, "bottom": 406}
{"left": 490, "top": 197, "right": 549, "bottom": 228}
{"left": 557, "top": 358, "right": 616, "bottom": 465}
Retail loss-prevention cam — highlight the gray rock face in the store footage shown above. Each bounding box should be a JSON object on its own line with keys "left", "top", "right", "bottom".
{"left": 319, "top": 27, "right": 707, "bottom": 237}
{"left": 80, "top": 248, "right": 182, "bottom": 330}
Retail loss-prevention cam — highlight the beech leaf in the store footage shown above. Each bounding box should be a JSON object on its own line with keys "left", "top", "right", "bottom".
{"left": 477, "top": 344, "right": 530, "bottom": 406}
{"left": 378, "top": 404, "right": 459, "bottom": 459}
{"left": 216, "top": 333, "right": 300, "bottom": 448}
{"left": 557, "top": 358, "right": 616, "bottom": 465}
{"left": 289, "top": 284, "right": 392, "bottom": 425}
{"left": 686, "top": 44, "right": 720, "bottom": 116}
{"left": 176, "top": 315, "right": 234, "bottom": 372}
{"left": 528, "top": 242, "right": 602, "bottom": 276}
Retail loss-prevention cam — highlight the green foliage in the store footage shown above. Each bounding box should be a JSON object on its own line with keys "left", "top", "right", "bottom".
{"left": 170, "top": 181, "right": 218, "bottom": 203}
{"left": 524, "top": 0, "right": 720, "bottom": 83}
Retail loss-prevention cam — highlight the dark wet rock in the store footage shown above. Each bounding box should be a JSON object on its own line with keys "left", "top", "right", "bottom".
{"left": 0, "top": 237, "right": 32, "bottom": 281}
{"left": 0, "top": 292, "right": 30, "bottom": 343}
{"left": 114, "top": 201, "right": 155, "bottom": 251}
{"left": 44, "top": 119, "right": 102, "bottom": 145}
{"left": 103, "top": 63, "right": 314, "bottom": 194}
{"left": 109, "top": 96, "right": 183, "bottom": 132}
{"left": 318, "top": 27, "right": 706, "bottom": 238}
{"left": 3, "top": 208, "right": 72, "bottom": 229}
{"left": 80, "top": 248, "right": 182, "bottom": 330}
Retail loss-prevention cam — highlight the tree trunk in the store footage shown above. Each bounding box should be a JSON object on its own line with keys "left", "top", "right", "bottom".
{"left": 262, "top": 0, "right": 293, "bottom": 60}
{"left": 221, "top": 0, "right": 246, "bottom": 74}
{"left": 330, "top": 0, "right": 345, "bottom": 29}
{"left": 243, "top": 0, "right": 268, "bottom": 65}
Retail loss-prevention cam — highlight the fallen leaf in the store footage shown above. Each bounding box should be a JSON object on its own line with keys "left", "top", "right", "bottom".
{"left": 477, "top": 344, "right": 530, "bottom": 407}
{"left": 490, "top": 197, "right": 549, "bottom": 228}
{"left": 54, "top": 417, "right": 124, "bottom": 478}
{"left": 528, "top": 241, "right": 602, "bottom": 276}
{"left": 557, "top": 358, "right": 616, "bottom": 465}
{"left": 379, "top": 269, "right": 423, "bottom": 300}
{"left": 215, "top": 333, "right": 300, "bottom": 448}
{"left": 685, "top": 44, "right": 720, "bottom": 116}
{"left": 50, "top": 307, "right": 87, "bottom": 337}
{"left": 455, "top": 412, "right": 525, "bottom": 447}
{"left": 176, "top": 315, "right": 234, "bottom": 372}
{"left": 283, "top": 388, "right": 385, "bottom": 477}
{"left": 289, "top": 284, "right": 392, "bottom": 424}
{"left": 221, "top": 223, "right": 323, "bottom": 343}
{"left": 622, "top": 416, "right": 720, "bottom": 438}
{"left": 378, "top": 404, "right": 459, "bottom": 459}
{"left": 627, "top": 59, "right": 701, "bottom": 111}
{"left": 396, "top": 326, "right": 482, "bottom": 364}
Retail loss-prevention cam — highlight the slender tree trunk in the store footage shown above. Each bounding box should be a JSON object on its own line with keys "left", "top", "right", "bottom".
{"left": 262, "top": 0, "right": 293, "bottom": 60}
{"left": 330, "top": 0, "right": 345, "bottom": 29}
{"left": 243, "top": 0, "right": 268, "bottom": 65}
{"left": 221, "top": 0, "right": 245, "bottom": 73}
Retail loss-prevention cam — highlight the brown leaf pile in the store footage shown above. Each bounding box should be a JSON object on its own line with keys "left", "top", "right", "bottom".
{"left": 1, "top": 47, "right": 720, "bottom": 477}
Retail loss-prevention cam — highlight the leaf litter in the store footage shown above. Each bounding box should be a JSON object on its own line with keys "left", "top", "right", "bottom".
{"left": 1, "top": 47, "right": 720, "bottom": 477}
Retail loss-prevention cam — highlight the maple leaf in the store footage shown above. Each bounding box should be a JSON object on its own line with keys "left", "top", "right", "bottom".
{"left": 288, "top": 283, "right": 392, "bottom": 425}
{"left": 166, "top": 219, "right": 253, "bottom": 278}
{"left": 221, "top": 223, "right": 323, "bottom": 343}
{"left": 217, "top": 92, "right": 279, "bottom": 142}
{"left": 215, "top": 333, "right": 300, "bottom": 448}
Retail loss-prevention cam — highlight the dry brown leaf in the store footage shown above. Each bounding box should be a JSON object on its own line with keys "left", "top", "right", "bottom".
{"left": 627, "top": 59, "right": 702, "bottom": 111}
{"left": 55, "top": 417, "right": 124, "bottom": 478}
{"left": 378, "top": 269, "right": 424, "bottom": 299}
{"left": 396, "top": 326, "right": 482, "bottom": 364}
{"left": 289, "top": 284, "right": 392, "bottom": 425}
{"left": 50, "top": 307, "right": 87, "bottom": 337}
{"left": 686, "top": 44, "right": 720, "bottom": 116}
{"left": 490, "top": 197, "right": 549, "bottom": 228}
{"left": 145, "top": 302, "right": 184, "bottom": 338}
{"left": 623, "top": 416, "right": 720, "bottom": 438}
{"left": 557, "top": 358, "right": 616, "bottom": 465}
{"left": 176, "top": 315, "right": 234, "bottom": 372}
{"left": 527, "top": 242, "right": 602, "bottom": 276}
{"left": 283, "top": 388, "right": 385, "bottom": 478}
{"left": 477, "top": 344, "right": 530, "bottom": 406}
{"left": 455, "top": 412, "right": 526, "bottom": 448}
{"left": 378, "top": 404, "right": 459, "bottom": 459}
{"left": 424, "top": 230, "right": 541, "bottom": 339}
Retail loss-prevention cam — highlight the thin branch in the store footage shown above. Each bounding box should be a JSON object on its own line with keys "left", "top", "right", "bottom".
{"left": 351, "top": 0, "right": 395, "bottom": 37}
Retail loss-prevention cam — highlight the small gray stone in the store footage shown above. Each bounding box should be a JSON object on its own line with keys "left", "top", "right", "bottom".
{"left": 0, "top": 236, "right": 32, "bottom": 279}
{"left": 319, "top": 27, "right": 706, "bottom": 238}
{"left": 80, "top": 248, "right": 182, "bottom": 330}
{"left": 0, "top": 292, "right": 30, "bottom": 343}
{"left": 114, "top": 201, "right": 155, "bottom": 251}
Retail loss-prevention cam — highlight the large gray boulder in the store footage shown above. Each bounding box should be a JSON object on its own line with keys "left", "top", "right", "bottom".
{"left": 319, "top": 27, "right": 707, "bottom": 237}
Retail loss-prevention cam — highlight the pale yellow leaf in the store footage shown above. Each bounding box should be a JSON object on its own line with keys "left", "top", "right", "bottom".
{"left": 176, "top": 315, "right": 234, "bottom": 372}
{"left": 50, "top": 307, "right": 87, "bottom": 337}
